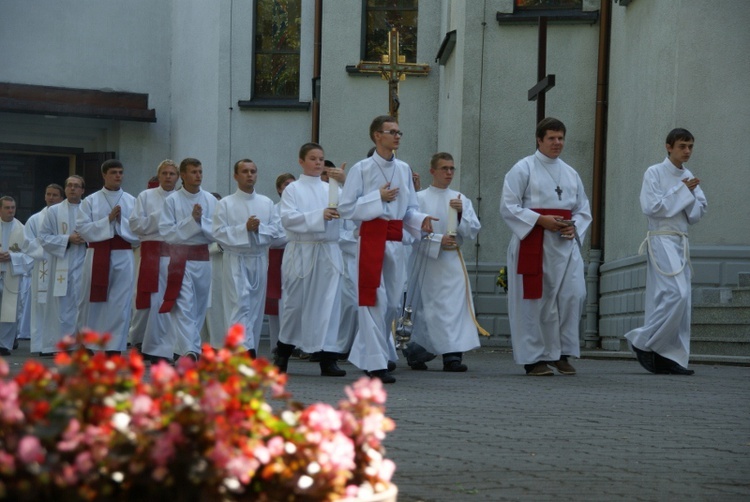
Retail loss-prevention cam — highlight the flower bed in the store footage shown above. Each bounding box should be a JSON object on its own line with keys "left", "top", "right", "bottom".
{"left": 0, "top": 326, "right": 395, "bottom": 501}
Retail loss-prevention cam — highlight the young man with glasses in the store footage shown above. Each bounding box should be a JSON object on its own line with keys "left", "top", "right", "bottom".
{"left": 39, "top": 176, "right": 87, "bottom": 354}
{"left": 338, "top": 115, "right": 436, "bottom": 383}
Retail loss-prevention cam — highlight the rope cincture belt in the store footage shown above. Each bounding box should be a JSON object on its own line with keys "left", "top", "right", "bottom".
{"left": 638, "top": 230, "right": 690, "bottom": 277}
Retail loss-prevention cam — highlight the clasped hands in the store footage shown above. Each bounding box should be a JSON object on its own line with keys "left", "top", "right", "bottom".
{"left": 538, "top": 214, "right": 576, "bottom": 240}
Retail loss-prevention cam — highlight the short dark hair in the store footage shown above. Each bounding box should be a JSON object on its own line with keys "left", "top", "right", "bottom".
{"left": 666, "top": 128, "right": 694, "bottom": 147}
{"left": 536, "top": 117, "right": 566, "bottom": 140}
{"left": 0, "top": 195, "right": 15, "bottom": 208}
{"left": 46, "top": 183, "right": 64, "bottom": 198}
{"left": 275, "top": 173, "right": 295, "bottom": 192}
{"left": 233, "top": 158, "right": 254, "bottom": 174}
{"left": 430, "top": 152, "right": 454, "bottom": 170}
{"left": 369, "top": 115, "right": 398, "bottom": 142}
{"left": 324, "top": 160, "right": 336, "bottom": 168}
{"left": 299, "top": 142, "right": 324, "bottom": 160}
{"left": 179, "top": 158, "right": 202, "bottom": 173}
{"left": 101, "top": 159, "right": 123, "bottom": 174}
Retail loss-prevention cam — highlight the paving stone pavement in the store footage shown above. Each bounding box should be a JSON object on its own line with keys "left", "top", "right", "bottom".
{"left": 277, "top": 348, "right": 750, "bottom": 502}
{"left": 5, "top": 342, "right": 749, "bottom": 501}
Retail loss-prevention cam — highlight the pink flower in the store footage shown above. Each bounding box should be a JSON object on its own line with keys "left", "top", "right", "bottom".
{"left": 74, "top": 451, "right": 94, "bottom": 475}
{"left": 131, "top": 394, "right": 153, "bottom": 416}
{"left": 150, "top": 361, "right": 177, "bottom": 384}
{"left": 57, "top": 419, "right": 83, "bottom": 452}
{"left": 318, "top": 432, "right": 356, "bottom": 472}
{"left": 0, "top": 381, "right": 23, "bottom": 423}
{"left": 200, "top": 382, "right": 228, "bottom": 414}
{"left": 344, "top": 377, "right": 387, "bottom": 405}
{"left": 301, "top": 403, "right": 342, "bottom": 432}
{"left": 0, "top": 450, "right": 15, "bottom": 473}
{"left": 17, "top": 436, "right": 45, "bottom": 464}
{"left": 151, "top": 423, "right": 183, "bottom": 467}
{"left": 266, "top": 436, "right": 285, "bottom": 457}
{"left": 225, "top": 455, "right": 259, "bottom": 485}
{"left": 0, "top": 358, "right": 8, "bottom": 377}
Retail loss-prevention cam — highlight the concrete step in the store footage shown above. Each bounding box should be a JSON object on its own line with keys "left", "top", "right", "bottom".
{"left": 691, "top": 323, "right": 750, "bottom": 340}
{"left": 692, "top": 305, "right": 750, "bottom": 324}
{"left": 691, "top": 340, "right": 750, "bottom": 356}
{"left": 693, "top": 287, "right": 750, "bottom": 306}
{"left": 739, "top": 271, "right": 750, "bottom": 287}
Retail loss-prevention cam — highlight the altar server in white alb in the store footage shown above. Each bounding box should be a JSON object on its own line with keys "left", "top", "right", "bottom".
{"left": 213, "top": 159, "right": 283, "bottom": 357}
{"left": 408, "top": 152, "right": 486, "bottom": 372}
{"left": 625, "top": 128, "right": 707, "bottom": 376}
{"left": 159, "top": 158, "right": 216, "bottom": 362}
{"left": 129, "top": 160, "right": 178, "bottom": 364}
{"left": 22, "top": 184, "right": 63, "bottom": 354}
{"left": 77, "top": 160, "right": 139, "bottom": 353}
{"left": 338, "top": 116, "right": 434, "bottom": 384}
{"left": 500, "top": 118, "right": 591, "bottom": 377}
{"left": 274, "top": 143, "right": 347, "bottom": 377}
{"left": 39, "top": 176, "right": 87, "bottom": 353}
{"left": 0, "top": 197, "right": 33, "bottom": 356}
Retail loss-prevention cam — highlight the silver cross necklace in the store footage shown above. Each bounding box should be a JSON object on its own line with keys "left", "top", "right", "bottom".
{"left": 538, "top": 161, "right": 563, "bottom": 201}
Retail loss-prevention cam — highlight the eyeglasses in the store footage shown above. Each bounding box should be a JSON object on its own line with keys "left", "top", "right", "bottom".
{"left": 378, "top": 130, "right": 404, "bottom": 138}
{"left": 438, "top": 166, "right": 456, "bottom": 172}
{"left": 65, "top": 183, "right": 83, "bottom": 188}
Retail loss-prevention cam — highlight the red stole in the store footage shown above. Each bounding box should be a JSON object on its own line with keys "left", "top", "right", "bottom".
{"left": 89, "top": 235, "right": 132, "bottom": 302}
{"left": 159, "top": 244, "right": 209, "bottom": 314}
{"left": 135, "top": 241, "right": 170, "bottom": 310}
{"left": 264, "top": 248, "right": 284, "bottom": 315}
{"left": 518, "top": 209, "right": 572, "bottom": 300}
{"left": 358, "top": 219, "right": 403, "bottom": 306}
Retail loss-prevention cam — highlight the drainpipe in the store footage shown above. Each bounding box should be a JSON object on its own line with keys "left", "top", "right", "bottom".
{"left": 584, "top": 0, "right": 611, "bottom": 349}
{"left": 311, "top": 0, "right": 322, "bottom": 142}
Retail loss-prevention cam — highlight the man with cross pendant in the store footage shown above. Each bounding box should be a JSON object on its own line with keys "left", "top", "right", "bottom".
{"left": 500, "top": 117, "right": 591, "bottom": 377}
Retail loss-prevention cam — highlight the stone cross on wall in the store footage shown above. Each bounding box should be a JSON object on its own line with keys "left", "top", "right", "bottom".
{"left": 356, "top": 28, "right": 430, "bottom": 120}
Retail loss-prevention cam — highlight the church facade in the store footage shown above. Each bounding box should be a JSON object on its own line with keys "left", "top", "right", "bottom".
{"left": 1, "top": 0, "right": 748, "bottom": 356}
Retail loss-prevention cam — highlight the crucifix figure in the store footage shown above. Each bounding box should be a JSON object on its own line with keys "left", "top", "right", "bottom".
{"left": 555, "top": 185, "right": 563, "bottom": 200}
{"left": 356, "top": 28, "right": 430, "bottom": 121}
{"left": 527, "top": 17, "right": 556, "bottom": 124}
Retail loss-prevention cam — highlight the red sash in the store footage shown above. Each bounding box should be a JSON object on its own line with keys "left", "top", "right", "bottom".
{"left": 358, "top": 219, "right": 403, "bottom": 306}
{"left": 518, "top": 209, "right": 572, "bottom": 300}
{"left": 89, "top": 235, "right": 132, "bottom": 302}
{"left": 159, "top": 244, "right": 209, "bottom": 314}
{"left": 264, "top": 248, "right": 284, "bottom": 315}
{"left": 135, "top": 241, "right": 170, "bottom": 310}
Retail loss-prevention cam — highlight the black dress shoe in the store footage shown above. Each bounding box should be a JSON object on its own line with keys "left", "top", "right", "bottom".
{"left": 633, "top": 346, "right": 657, "bottom": 374}
{"left": 409, "top": 361, "right": 428, "bottom": 371}
{"left": 665, "top": 363, "right": 694, "bottom": 375}
{"left": 443, "top": 360, "right": 468, "bottom": 372}
{"left": 0, "top": 348, "right": 11, "bottom": 357}
{"left": 368, "top": 369, "right": 396, "bottom": 384}
{"left": 320, "top": 361, "right": 346, "bottom": 377}
{"left": 387, "top": 360, "right": 397, "bottom": 372}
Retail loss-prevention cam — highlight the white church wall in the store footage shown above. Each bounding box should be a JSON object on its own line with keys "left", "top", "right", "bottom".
{"left": 606, "top": 0, "right": 750, "bottom": 262}
{"left": 0, "top": 0, "right": 173, "bottom": 195}
{"left": 600, "top": 0, "right": 750, "bottom": 351}
{"left": 318, "top": 0, "right": 441, "bottom": 185}
{"left": 468, "top": 3, "right": 600, "bottom": 267}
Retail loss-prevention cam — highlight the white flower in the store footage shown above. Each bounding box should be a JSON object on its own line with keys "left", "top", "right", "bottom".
{"left": 111, "top": 412, "right": 131, "bottom": 433}
{"left": 298, "top": 475, "right": 314, "bottom": 489}
{"left": 237, "top": 364, "right": 255, "bottom": 378}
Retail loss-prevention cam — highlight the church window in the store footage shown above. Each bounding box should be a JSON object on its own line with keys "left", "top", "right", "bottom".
{"left": 363, "top": 0, "right": 419, "bottom": 63}
{"left": 254, "top": 0, "right": 301, "bottom": 100}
